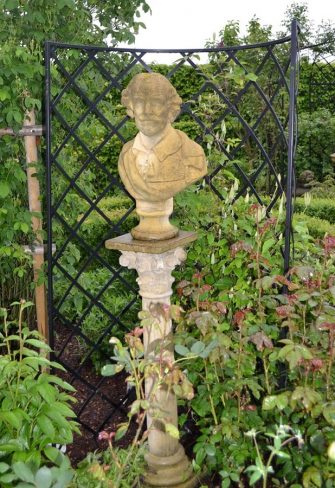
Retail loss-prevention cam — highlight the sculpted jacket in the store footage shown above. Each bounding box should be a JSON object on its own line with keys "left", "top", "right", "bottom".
{"left": 118, "top": 127, "right": 207, "bottom": 202}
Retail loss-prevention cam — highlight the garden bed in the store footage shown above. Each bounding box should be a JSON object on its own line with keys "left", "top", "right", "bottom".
{"left": 54, "top": 322, "right": 136, "bottom": 466}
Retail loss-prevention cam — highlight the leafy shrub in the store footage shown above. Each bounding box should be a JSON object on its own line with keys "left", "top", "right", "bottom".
{"left": 294, "top": 213, "right": 335, "bottom": 239}
{"left": 295, "top": 108, "right": 335, "bottom": 180}
{"left": 0, "top": 156, "right": 35, "bottom": 313}
{"left": 294, "top": 197, "right": 335, "bottom": 224}
{"left": 309, "top": 175, "right": 335, "bottom": 199}
{"left": 168, "top": 186, "right": 335, "bottom": 486}
{"left": 71, "top": 445, "right": 145, "bottom": 488}
{"left": 0, "top": 300, "right": 78, "bottom": 487}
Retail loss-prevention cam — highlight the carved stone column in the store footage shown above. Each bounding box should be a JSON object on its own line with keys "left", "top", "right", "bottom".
{"left": 106, "top": 232, "right": 198, "bottom": 488}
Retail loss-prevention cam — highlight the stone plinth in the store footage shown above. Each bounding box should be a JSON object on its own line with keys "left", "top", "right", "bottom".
{"left": 105, "top": 232, "right": 198, "bottom": 488}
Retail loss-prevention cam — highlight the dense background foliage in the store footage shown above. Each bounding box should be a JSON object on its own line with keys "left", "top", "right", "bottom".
{"left": 1, "top": 1, "right": 335, "bottom": 486}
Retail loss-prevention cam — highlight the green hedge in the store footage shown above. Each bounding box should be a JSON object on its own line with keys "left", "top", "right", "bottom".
{"left": 295, "top": 197, "right": 335, "bottom": 224}
{"left": 294, "top": 213, "right": 335, "bottom": 239}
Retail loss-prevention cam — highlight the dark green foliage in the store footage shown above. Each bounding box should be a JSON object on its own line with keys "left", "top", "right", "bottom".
{"left": 294, "top": 213, "right": 335, "bottom": 239}
{"left": 171, "top": 187, "right": 335, "bottom": 486}
{"left": 71, "top": 446, "right": 145, "bottom": 487}
{"left": 0, "top": 301, "right": 78, "bottom": 487}
{"left": 0, "top": 0, "right": 151, "bottom": 310}
{"left": 299, "top": 60, "right": 335, "bottom": 114}
{"left": 295, "top": 109, "right": 335, "bottom": 180}
{"left": 295, "top": 197, "right": 335, "bottom": 224}
{"left": 0, "top": 154, "right": 35, "bottom": 314}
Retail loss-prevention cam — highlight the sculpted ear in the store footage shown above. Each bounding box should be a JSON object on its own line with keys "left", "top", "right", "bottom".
{"left": 126, "top": 105, "right": 134, "bottom": 118}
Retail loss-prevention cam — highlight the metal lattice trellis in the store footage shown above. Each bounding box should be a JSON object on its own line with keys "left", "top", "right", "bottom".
{"left": 45, "top": 21, "right": 299, "bottom": 439}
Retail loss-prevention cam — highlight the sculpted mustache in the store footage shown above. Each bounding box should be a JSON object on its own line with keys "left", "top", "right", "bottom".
{"left": 137, "top": 117, "right": 160, "bottom": 122}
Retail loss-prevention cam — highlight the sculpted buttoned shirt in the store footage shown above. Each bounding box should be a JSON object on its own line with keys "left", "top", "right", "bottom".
{"left": 118, "top": 126, "right": 207, "bottom": 202}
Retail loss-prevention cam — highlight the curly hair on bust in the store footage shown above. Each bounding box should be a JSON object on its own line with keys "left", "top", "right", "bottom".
{"left": 121, "top": 72, "right": 182, "bottom": 122}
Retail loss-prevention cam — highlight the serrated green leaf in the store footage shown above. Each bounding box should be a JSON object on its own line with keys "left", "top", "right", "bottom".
{"left": 25, "top": 338, "right": 50, "bottom": 349}
{"left": 262, "top": 395, "right": 277, "bottom": 411}
{"left": 205, "top": 444, "right": 216, "bottom": 457}
{"left": 53, "top": 402, "right": 76, "bottom": 417}
{"left": 302, "top": 466, "right": 322, "bottom": 487}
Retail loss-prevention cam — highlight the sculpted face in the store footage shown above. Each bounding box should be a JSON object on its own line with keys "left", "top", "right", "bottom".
{"left": 131, "top": 81, "right": 172, "bottom": 137}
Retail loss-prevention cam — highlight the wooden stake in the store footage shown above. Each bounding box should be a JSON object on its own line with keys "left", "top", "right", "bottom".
{"left": 23, "top": 110, "right": 49, "bottom": 344}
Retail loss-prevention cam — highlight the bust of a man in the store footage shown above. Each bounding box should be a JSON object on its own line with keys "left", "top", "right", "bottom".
{"left": 118, "top": 72, "right": 207, "bottom": 241}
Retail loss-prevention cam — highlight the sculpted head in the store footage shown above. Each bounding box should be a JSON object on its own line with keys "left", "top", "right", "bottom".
{"left": 121, "top": 73, "right": 182, "bottom": 137}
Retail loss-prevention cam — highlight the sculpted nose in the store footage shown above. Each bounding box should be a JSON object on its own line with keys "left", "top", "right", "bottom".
{"left": 143, "top": 100, "right": 153, "bottom": 114}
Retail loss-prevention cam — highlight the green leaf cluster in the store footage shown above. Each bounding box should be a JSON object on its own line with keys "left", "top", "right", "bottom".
{"left": 0, "top": 301, "right": 79, "bottom": 487}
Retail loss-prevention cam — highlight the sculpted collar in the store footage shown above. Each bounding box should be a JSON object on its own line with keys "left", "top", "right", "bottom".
{"left": 132, "top": 126, "right": 182, "bottom": 162}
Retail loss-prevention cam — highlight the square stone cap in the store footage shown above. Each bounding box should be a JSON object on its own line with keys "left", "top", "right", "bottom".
{"left": 105, "top": 231, "right": 197, "bottom": 254}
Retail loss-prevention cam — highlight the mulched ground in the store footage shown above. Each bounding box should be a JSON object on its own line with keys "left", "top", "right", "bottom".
{"left": 53, "top": 323, "right": 136, "bottom": 466}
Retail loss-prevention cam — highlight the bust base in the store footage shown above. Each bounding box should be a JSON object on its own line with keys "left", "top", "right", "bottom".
{"left": 131, "top": 224, "right": 178, "bottom": 241}
{"left": 133, "top": 198, "right": 178, "bottom": 241}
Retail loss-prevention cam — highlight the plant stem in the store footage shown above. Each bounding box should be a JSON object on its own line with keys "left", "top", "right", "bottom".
{"left": 326, "top": 329, "right": 335, "bottom": 400}
{"left": 204, "top": 361, "right": 218, "bottom": 425}
{"left": 114, "top": 412, "right": 147, "bottom": 488}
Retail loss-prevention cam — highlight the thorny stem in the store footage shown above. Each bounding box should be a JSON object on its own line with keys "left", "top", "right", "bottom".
{"left": 262, "top": 354, "right": 271, "bottom": 395}
{"left": 302, "top": 305, "right": 307, "bottom": 345}
{"left": 114, "top": 412, "right": 147, "bottom": 488}
{"left": 236, "top": 326, "right": 243, "bottom": 425}
{"left": 214, "top": 362, "right": 226, "bottom": 407}
{"left": 15, "top": 302, "right": 25, "bottom": 401}
{"left": 326, "top": 329, "right": 335, "bottom": 400}
{"left": 263, "top": 436, "right": 297, "bottom": 488}
{"left": 204, "top": 360, "right": 218, "bottom": 426}
{"left": 3, "top": 310, "right": 11, "bottom": 356}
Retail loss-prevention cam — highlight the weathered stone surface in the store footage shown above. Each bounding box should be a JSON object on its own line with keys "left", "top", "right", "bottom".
{"left": 115, "top": 243, "right": 197, "bottom": 487}
{"left": 105, "top": 230, "right": 197, "bottom": 254}
{"left": 118, "top": 72, "right": 207, "bottom": 240}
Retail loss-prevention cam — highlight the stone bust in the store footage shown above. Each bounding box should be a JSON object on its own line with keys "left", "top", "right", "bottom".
{"left": 118, "top": 72, "right": 207, "bottom": 241}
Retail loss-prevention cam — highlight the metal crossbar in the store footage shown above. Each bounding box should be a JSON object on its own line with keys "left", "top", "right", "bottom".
{"left": 45, "top": 24, "right": 299, "bottom": 438}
